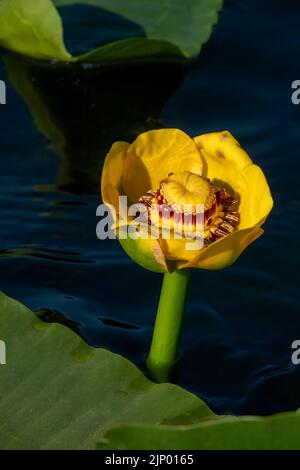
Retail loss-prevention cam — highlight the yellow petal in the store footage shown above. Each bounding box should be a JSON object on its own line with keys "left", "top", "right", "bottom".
{"left": 177, "top": 227, "right": 263, "bottom": 270}
{"left": 101, "top": 141, "right": 130, "bottom": 208}
{"left": 160, "top": 238, "right": 200, "bottom": 265}
{"left": 122, "top": 129, "right": 202, "bottom": 203}
{"left": 237, "top": 164, "right": 274, "bottom": 230}
{"left": 194, "top": 131, "right": 252, "bottom": 192}
{"left": 119, "top": 236, "right": 169, "bottom": 273}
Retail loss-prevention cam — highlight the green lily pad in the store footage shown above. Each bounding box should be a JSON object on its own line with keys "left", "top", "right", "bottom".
{"left": 98, "top": 411, "right": 300, "bottom": 450}
{"left": 0, "top": 0, "right": 71, "bottom": 61}
{"left": 1, "top": 292, "right": 299, "bottom": 450}
{"left": 0, "top": 292, "right": 213, "bottom": 450}
{"left": 78, "top": 37, "right": 183, "bottom": 62}
{"left": 0, "top": 0, "right": 223, "bottom": 61}
{"left": 55, "top": 0, "right": 223, "bottom": 57}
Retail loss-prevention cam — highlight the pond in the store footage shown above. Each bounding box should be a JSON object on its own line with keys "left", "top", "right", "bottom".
{"left": 0, "top": 0, "right": 300, "bottom": 416}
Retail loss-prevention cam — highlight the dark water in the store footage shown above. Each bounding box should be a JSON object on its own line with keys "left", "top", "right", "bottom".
{"left": 0, "top": 0, "right": 300, "bottom": 416}
{"left": 60, "top": 4, "right": 145, "bottom": 55}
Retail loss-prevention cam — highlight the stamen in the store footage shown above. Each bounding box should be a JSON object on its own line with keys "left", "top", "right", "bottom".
{"left": 138, "top": 172, "right": 240, "bottom": 246}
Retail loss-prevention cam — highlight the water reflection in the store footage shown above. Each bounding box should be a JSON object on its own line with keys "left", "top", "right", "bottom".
{"left": 4, "top": 53, "right": 188, "bottom": 194}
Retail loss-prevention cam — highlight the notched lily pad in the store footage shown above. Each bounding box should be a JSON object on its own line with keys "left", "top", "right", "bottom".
{"left": 0, "top": 0, "right": 223, "bottom": 61}
{"left": 0, "top": 292, "right": 213, "bottom": 450}
{"left": 0, "top": 292, "right": 299, "bottom": 450}
{"left": 97, "top": 410, "right": 300, "bottom": 450}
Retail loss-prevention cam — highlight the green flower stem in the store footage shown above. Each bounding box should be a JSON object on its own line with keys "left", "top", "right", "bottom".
{"left": 146, "top": 269, "right": 191, "bottom": 382}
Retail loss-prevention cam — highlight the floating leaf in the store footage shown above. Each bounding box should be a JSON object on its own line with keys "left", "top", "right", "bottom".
{"left": 0, "top": 292, "right": 213, "bottom": 449}
{"left": 1, "top": 292, "right": 299, "bottom": 450}
{"left": 0, "top": 0, "right": 71, "bottom": 61}
{"left": 0, "top": 0, "right": 223, "bottom": 61}
{"left": 78, "top": 38, "right": 184, "bottom": 62}
{"left": 55, "top": 0, "right": 224, "bottom": 57}
{"left": 98, "top": 412, "right": 300, "bottom": 450}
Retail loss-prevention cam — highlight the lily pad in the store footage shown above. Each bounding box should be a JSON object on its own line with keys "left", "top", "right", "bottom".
{"left": 78, "top": 37, "right": 183, "bottom": 62}
{"left": 55, "top": 0, "right": 223, "bottom": 57}
{"left": 0, "top": 0, "right": 223, "bottom": 61}
{"left": 1, "top": 292, "right": 299, "bottom": 450}
{"left": 98, "top": 412, "right": 300, "bottom": 450}
{"left": 0, "top": 292, "right": 213, "bottom": 450}
{"left": 0, "top": 0, "right": 71, "bottom": 61}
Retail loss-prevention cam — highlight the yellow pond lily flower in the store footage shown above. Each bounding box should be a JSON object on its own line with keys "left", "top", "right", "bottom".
{"left": 101, "top": 129, "right": 273, "bottom": 272}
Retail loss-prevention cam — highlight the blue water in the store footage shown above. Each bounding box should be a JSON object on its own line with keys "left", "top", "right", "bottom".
{"left": 60, "top": 4, "right": 145, "bottom": 55}
{"left": 0, "top": 0, "right": 300, "bottom": 416}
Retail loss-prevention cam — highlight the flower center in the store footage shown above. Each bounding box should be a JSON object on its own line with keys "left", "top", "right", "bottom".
{"left": 139, "top": 171, "right": 240, "bottom": 246}
{"left": 159, "top": 172, "right": 215, "bottom": 209}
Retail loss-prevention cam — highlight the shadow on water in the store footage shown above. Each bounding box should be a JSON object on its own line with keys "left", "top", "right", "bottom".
{"left": 4, "top": 54, "right": 188, "bottom": 194}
